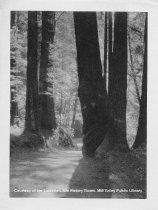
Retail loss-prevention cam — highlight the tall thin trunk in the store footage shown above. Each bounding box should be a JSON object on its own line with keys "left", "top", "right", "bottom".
{"left": 108, "top": 12, "right": 129, "bottom": 150}
{"left": 71, "top": 93, "right": 78, "bottom": 128}
{"left": 39, "top": 11, "right": 57, "bottom": 130}
{"left": 74, "top": 12, "right": 114, "bottom": 157}
{"left": 10, "top": 11, "right": 18, "bottom": 126}
{"left": 66, "top": 96, "right": 71, "bottom": 126}
{"left": 108, "top": 12, "right": 113, "bottom": 93}
{"left": 104, "top": 12, "right": 108, "bottom": 89}
{"left": 132, "top": 14, "right": 147, "bottom": 149}
{"left": 59, "top": 90, "right": 63, "bottom": 124}
{"left": 25, "top": 12, "right": 39, "bottom": 131}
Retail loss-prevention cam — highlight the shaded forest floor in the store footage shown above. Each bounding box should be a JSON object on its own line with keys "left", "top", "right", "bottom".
{"left": 10, "top": 139, "right": 146, "bottom": 198}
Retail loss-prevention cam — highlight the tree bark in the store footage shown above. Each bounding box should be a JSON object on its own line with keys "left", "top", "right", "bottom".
{"left": 10, "top": 11, "right": 18, "bottom": 126}
{"left": 132, "top": 14, "right": 147, "bottom": 149}
{"left": 39, "top": 11, "right": 57, "bottom": 130}
{"left": 74, "top": 12, "right": 114, "bottom": 157}
{"left": 108, "top": 12, "right": 129, "bottom": 150}
{"left": 25, "top": 12, "right": 39, "bottom": 131}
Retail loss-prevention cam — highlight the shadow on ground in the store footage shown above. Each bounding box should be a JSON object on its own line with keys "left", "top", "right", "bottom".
{"left": 65, "top": 145, "right": 146, "bottom": 199}
{"left": 65, "top": 156, "right": 112, "bottom": 198}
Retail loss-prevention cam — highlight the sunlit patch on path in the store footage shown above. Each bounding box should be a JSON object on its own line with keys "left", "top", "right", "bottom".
{"left": 10, "top": 149, "right": 82, "bottom": 197}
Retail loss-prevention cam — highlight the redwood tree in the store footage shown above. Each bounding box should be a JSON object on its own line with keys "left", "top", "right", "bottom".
{"left": 25, "top": 12, "right": 39, "bottom": 131}
{"left": 132, "top": 14, "right": 147, "bottom": 149}
{"left": 74, "top": 12, "right": 114, "bottom": 157}
{"left": 108, "top": 12, "right": 129, "bottom": 150}
{"left": 39, "top": 11, "right": 57, "bottom": 130}
{"left": 10, "top": 11, "right": 18, "bottom": 125}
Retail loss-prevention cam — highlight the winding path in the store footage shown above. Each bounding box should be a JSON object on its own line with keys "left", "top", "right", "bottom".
{"left": 10, "top": 143, "right": 145, "bottom": 198}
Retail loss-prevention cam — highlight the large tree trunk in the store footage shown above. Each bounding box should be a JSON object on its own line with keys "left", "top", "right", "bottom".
{"left": 108, "top": 12, "right": 129, "bottom": 150}
{"left": 25, "top": 12, "right": 39, "bottom": 131}
{"left": 74, "top": 12, "right": 114, "bottom": 157}
{"left": 39, "top": 12, "right": 57, "bottom": 130}
{"left": 132, "top": 14, "right": 147, "bottom": 149}
{"left": 10, "top": 11, "right": 18, "bottom": 126}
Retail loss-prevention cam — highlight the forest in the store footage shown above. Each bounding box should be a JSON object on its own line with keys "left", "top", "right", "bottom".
{"left": 10, "top": 11, "right": 147, "bottom": 198}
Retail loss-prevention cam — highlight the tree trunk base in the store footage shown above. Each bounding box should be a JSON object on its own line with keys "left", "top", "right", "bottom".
{"left": 82, "top": 144, "right": 95, "bottom": 157}
{"left": 82, "top": 122, "right": 109, "bottom": 157}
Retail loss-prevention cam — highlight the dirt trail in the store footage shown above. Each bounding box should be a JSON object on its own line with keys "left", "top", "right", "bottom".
{"left": 10, "top": 145, "right": 146, "bottom": 198}
{"left": 10, "top": 149, "right": 82, "bottom": 197}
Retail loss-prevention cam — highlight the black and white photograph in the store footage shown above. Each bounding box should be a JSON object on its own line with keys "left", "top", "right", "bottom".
{"left": 9, "top": 11, "right": 147, "bottom": 199}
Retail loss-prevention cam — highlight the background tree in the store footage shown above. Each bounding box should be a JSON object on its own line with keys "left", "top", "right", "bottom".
{"left": 126, "top": 13, "right": 146, "bottom": 147}
{"left": 108, "top": 12, "right": 129, "bottom": 150}
{"left": 10, "top": 11, "right": 18, "bottom": 125}
{"left": 71, "top": 92, "right": 78, "bottom": 128}
{"left": 39, "top": 11, "right": 57, "bottom": 130}
{"left": 25, "top": 12, "right": 39, "bottom": 131}
{"left": 132, "top": 13, "right": 147, "bottom": 149}
{"left": 128, "top": 33, "right": 141, "bottom": 104}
